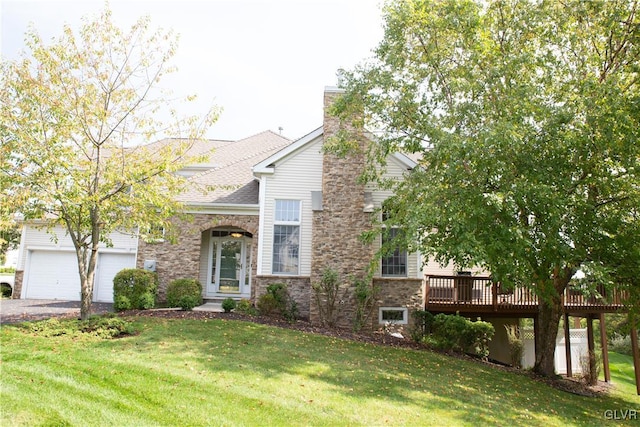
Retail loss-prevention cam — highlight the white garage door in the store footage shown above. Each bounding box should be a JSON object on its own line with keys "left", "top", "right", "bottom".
{"left": 94, "top": 253, "right": 136, "bottom": 303}
{"left": 25, "top": 251, "right": 81, "bottom": 300}
{"left": 25, "top": 250, "right": 135, "bottom": 302}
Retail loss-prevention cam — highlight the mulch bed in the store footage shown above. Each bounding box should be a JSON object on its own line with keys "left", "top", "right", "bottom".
{"left": 119, "top": 308, "right": 609, "bottom": 397}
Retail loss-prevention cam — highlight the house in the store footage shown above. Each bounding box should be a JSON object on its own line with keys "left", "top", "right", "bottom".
{"left": 12, "top": 87, "right": 637, "bottom": 387}
{"left": 13, "top": 87, "right": 437, "bottom": 329}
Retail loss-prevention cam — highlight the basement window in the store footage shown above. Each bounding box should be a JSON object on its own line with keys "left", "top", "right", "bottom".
{"left": 379, "top": 307, "right": 408, "bottom": 325}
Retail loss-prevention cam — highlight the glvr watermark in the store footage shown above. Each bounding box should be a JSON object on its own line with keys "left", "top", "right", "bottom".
{"left": 604, "top": 409, "right": 638, "bottom": 420}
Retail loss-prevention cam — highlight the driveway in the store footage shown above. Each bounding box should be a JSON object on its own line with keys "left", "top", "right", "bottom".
{"left": 0, "top": 299, "right": 114, "bottom": 324}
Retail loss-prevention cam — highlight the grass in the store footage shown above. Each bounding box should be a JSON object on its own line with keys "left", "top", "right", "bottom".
{"left": 1, "top": 317, "right": 638, "bottom": 426}
{"left": 607, "top": 351, "right": 639, "bottom": 397}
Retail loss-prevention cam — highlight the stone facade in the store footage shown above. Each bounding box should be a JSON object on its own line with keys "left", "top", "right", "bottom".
{"left": 254, "top": 275, "right": 312, "bottom": 320}
{"left": 136, "top": 213, "right": 259, "bottom": 301}
{"left": 12, "top": 270, "right": 24, "bottom": 299}
{"left": 310, "top": 89, "right": 377, "bottom": 329}
{"left": 373, "top": 278, "right": 424, "bottom": 326}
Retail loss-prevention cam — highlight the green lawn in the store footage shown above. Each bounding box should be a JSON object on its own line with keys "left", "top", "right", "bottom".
{"left": 1, "top": 317, "right": 638, "bottom": 426}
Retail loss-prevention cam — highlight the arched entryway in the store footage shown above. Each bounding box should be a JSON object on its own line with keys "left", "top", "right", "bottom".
{"left": 204, "top": 228, "right": 253, "bottom": 299}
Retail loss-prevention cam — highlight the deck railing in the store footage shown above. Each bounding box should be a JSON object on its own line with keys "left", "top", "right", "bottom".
{"left": 425, "top": 275, "right": 628, "bottom": 314}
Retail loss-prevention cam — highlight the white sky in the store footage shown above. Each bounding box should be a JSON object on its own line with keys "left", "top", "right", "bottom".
{"left": 1, "top": 0, "right": 384, "bottom": 141}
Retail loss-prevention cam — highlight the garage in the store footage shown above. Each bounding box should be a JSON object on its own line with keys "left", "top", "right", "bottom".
{"left": 23, "top": 250, "right": 135, "bottom": 303}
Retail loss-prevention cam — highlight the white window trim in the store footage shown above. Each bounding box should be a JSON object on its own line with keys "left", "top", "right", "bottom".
{"left": 378, "top": 307, "right": 408, "bottom": 325}
{"left": 380, "top": 226, "right": 408, "bottom": 278}
{"left": 272, "top": 199, "right": 301, "bottom": 275}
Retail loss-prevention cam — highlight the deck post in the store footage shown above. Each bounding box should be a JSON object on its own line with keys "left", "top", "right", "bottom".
{"left": 586, "top": 315, "right": 596, "bottom": 382}
{"left": 563, "top": 312, "right": 572, "bottom": 377}
{"left": 630, "top": 322, "right": 640, "bottom": 396}
{"left": 492, "top": 281, "right": 497, "bottom": 312}
{"left": 599, "top": 313, "right": 610, "bottom": 382}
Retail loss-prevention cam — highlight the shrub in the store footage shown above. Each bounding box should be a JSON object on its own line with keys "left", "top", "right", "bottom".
{"left": 222, "top": 297, "right": 236, "bottom": 313}
{"left": 235, "top": 298, "right": 257, "bottom": 315}
{"left": 1, "top": 283, "right": 13, "bottom": 298}
{"left": 352, "top": 276, "right": 379, "bottom": 332}
{"left": 166, "top": 278, "right": 202, "bottom": 310}
{"left": 408, "top": 310, "right": 435, "bottom": 342}
{"left": 21, "top": 315, "right": 134, "bottom": 339}
{"left": 609, "top": 333, "right": 632, "bottom": 356}
{"left": 113, "top": 269, "right": 158, "bottom": 311}
{"left": 426, "top": 313, "right": 494, "bottom": 358}
{"left": 257, "top": 283, "right": 298, "bottom": 322}
{"left": 113, "top": 294, "right": 132, "bottom": 311}
{"left": 312, "top": 268, "right": 345, "bottom": 328}
{"left": 580, "top": 349, "right": 601, "bottom": 385}
{"left": 505, "top": 324, "right": 523, "bottom": 368}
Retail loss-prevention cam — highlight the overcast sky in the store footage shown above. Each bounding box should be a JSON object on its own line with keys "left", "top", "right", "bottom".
{"left": 1, "top": 0, "right": 385, "bottom": 141}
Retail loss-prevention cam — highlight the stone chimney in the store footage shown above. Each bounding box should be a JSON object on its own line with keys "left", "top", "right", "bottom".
{"left": 309, "top": 87, "right": 375, "bottom": 327}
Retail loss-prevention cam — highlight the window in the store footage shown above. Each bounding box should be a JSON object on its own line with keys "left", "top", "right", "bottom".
{"left": 381, "top": 227, "right": 407, "bottom": 276}
{"left": 379, "top": 307, "right": 408, "bottom": 325}
{"left": 143, "top": 226, "right": 165, "bottom": 243}
{"left": 273, "top": 200, "right": 300, "bottom": 274}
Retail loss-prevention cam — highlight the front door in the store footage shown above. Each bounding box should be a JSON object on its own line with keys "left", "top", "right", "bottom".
{"left": 207, "top": 230, "right": 252, "bottom": 297}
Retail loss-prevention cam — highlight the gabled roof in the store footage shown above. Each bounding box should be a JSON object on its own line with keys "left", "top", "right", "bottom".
{"left": 252, "top": 127, "right": 323, "bottom": 175}
{"left": 252, "top": 127, "right": 417, "bottom": 176}
{"left": 177, "top": 130, "right": 292, "bottom": 205}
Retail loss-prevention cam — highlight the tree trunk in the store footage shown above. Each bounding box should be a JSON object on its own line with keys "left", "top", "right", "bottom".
{"left": 533, "top": 294, "right": 563, "bottom": 377}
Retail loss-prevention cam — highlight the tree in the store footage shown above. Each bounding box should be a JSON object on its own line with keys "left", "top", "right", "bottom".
{"left": 1, "top": 8, "right": 218, "bottom": 319}
{"left": 331, "top": 0, "right": 640, "bottom": 377}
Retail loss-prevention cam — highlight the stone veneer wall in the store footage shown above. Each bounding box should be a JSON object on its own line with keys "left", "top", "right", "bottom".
{"left": 12, "top": 270, "right": 24, "bottom": 299}
{"left": 310, "top": 89, "right": 376, "bottom": 329}
{"left": 372, "top": 278, "right": 424, "bottom": 329}
{"left": 136, "top": 213, "right": 260, "bottom": 301}
{"left": 254, "top": 275, "right": 311, "bottom": 320}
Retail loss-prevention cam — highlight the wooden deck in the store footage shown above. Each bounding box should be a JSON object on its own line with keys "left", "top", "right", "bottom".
{"left": 425, "top": 275, "right": 628, "bottom": 317}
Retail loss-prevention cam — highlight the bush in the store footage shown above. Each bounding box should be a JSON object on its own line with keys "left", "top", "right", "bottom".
{"left": 113, "top": 269, "right": 158, "bottom": 311}
{"left": 352, "top": 276, "right": 378, "bottom": 332}
{"left": 609, "top": 333, "right": 632, "bottom": 356}
{"left": 312, "top": 268, "right": 342, "bottom": 328}
{"left": 235, "top": 298, "right": 258, "bottom": 315}
{"left": 166, "top": 278, "right": 202, "bottom": 310}
{"left": 21, "top": 315, "right": 135, "bottom": 339}
{"left": 257, "top": 283, "right": 298, "bottom": 322}
{"left": 505, "top": 324, "right": 523, "bottom": 368}
{"left": 408, "top": 310, "right": 435, "bottom": 342}
{"left": 426, "top": 313, "right": 495, "bottom": 358}
{"left": 222, "top": 297, "right": 236, "bottom": 313}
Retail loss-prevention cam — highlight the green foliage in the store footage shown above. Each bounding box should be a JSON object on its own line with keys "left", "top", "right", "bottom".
{"left": 257, "top": 283, "right": 298, "bottom": 322}
{"left": 408, "top": 309, "right": 435, "bottom": 342}
{"left": 166, "top": 278, "right": 203, "bottom": 311}
{"left": 312, "top": 269, "right": 346, "bottom": 328}
{"left": 335, "top": 0, "right": 640, "bottom": 376}
{"left": 235, "top": 298, "right": 258, "bottom": 316}
{"left": 113, "top": 295, "right": 132, "bottom": 311}
{"left": 112, "top": 269, "right": 158, "bottom": 311}
{"left": 1, "top": 283, "right": 13, "bottom": 298}
{"left": 352, "top": 276, "right": 379, "bottom": 332}
{"left": 0, "top": 267, "right": 16, "bottom": 274}
{"left": 20, "top": 315, "right": 134, "bottom": 339}
{"left": 609, "top": 333, "right": 633, "bottom": 357}
{"left": 0, "top": 5, "right": 218, "bottom": 320}
{"left": 221, "top": 298, "right": 236, "bottom": 313}
{"left": 425, "top": 313, "right": 494, "bottom": 358}
{"left": 504, "top": 324, "right": 524, "bottom": 368}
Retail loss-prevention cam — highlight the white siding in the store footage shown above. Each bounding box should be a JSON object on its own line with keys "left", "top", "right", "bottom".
{"left": 18, "top": 224, "right": 138, "bottom": 269}
{"left": 422, "top": 258, "right": 488, "bottom": 277}
{"left": 259, "top": 135, "right": 323, "bottom": 276}
{"left": 366, "top": 155, "right": 422, "bottom": 279}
